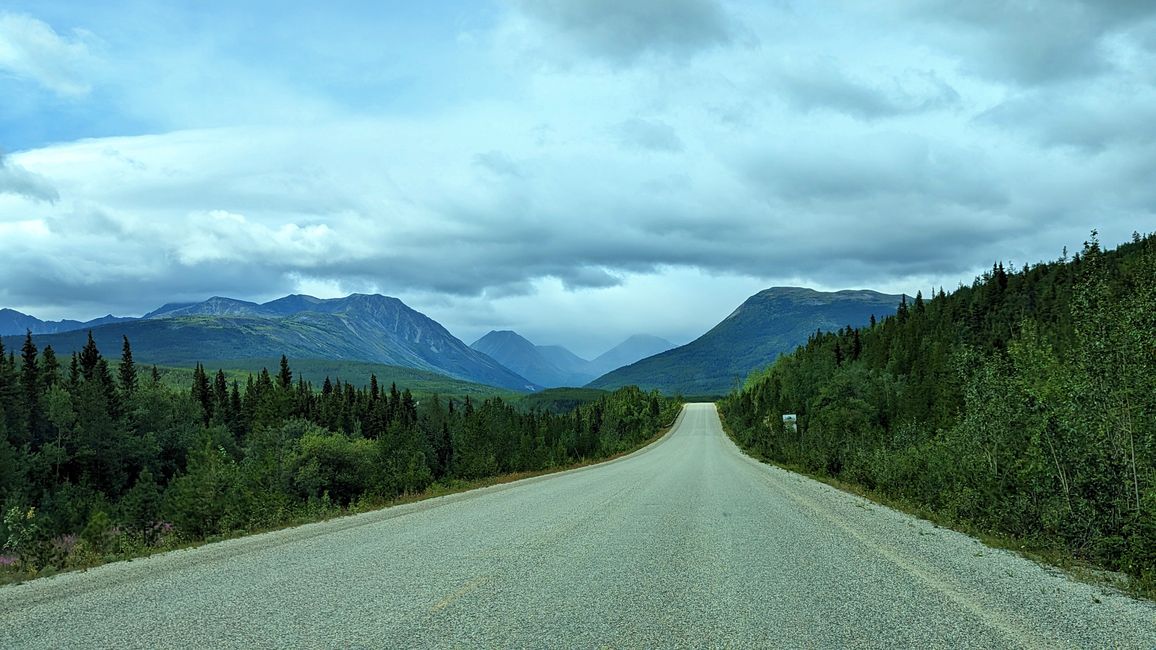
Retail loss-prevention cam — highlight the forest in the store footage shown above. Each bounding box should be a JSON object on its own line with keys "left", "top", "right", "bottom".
{"left": 0, "top": 337, "right": 680, "bottom": 579}
{"left": 720, "top": 232, "right": 1155, "bottom": 590}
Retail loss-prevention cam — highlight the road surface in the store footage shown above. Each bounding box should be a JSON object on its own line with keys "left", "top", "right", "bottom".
{"left": 1, "top": 403, "right": 1153, "bottom": 648}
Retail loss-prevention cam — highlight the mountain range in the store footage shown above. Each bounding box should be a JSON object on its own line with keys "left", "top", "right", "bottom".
{"left": 2, "top": 294, "right": 538, "bottom": 392}
{"left": 0, "top": 309, "right": 135, "bottom": 337}
{"left": 588, "top": 287, "right": 903, "bottom": 396}
{"left": 470, "top": 331, "right": 674, "bottom": 388}
{"left": 3, "top": 287, "right": 904, "bottom": 396}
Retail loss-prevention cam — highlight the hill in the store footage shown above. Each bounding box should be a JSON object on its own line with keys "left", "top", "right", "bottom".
{"left": 3, "top": 294, "right": 538, "bottom": 392}
{"left": 589, "top": 287, "right": 901, "bottom": 395}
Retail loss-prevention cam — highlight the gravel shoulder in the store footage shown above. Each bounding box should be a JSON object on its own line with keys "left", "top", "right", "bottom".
{"left": 1, "top": 404, "right": 1152, "bottom": 648}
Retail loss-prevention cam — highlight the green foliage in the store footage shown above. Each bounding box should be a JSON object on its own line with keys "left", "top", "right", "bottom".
{"left": 721, "top": 233, "right": 1156, "bottom": 584}
{"left": 0, "top": 337, "right": 680, "bottom": 581}
{"left": 514, "top": 388, "right": 609, "bottom": 413}
{"left": 2, "top": 506, "right": 39, "bottom": 563}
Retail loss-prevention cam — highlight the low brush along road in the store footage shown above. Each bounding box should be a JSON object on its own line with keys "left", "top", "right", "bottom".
{"left": 2, "top": 404, "right": 1154, "bottom": 648}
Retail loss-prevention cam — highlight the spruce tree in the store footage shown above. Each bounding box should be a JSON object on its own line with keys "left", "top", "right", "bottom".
{"left": 119, "top": 336, "right": 137, "bottom": 396}
{"left": 277, "top": 355, "right": 292, "bottom": 390}
{"left": 20, "top": 332, "right": 41, "bottom": 438}
{"left": 41, "top": 345, "right": 60, "bottom": 388}
{"left": 78, "top": 331, "right": 102, "bottom": 381}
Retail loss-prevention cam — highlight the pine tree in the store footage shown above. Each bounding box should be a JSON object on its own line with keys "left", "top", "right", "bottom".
{"left": 213, "top": 369, "right": 228, "bottom": 423}
{"left": 277, "top": 355, "right": 292, "bottom": 390}
{"left": 119, "top": 336, "right": 137, "bottom": 396}
{"left": 41, "top": 345, "right": 60, "bottom": 388}
{"left": 192, "top": 363, "right": 212, "bottom": 424}
{"left": 79, "top": 331, "right": 101, "bottom": 381}
{"left": 20, "top": 332, "right": 41, "bottom": 439}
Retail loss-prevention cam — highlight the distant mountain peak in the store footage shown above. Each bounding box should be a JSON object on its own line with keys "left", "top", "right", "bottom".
{"left": 590, "top": 287, "right": 901, "bottom": 396}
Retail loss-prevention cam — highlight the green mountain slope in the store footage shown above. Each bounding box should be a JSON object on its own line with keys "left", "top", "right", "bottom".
{"left": 4, "top": 294, "right": 538, "bottom": 392}
{"left": 589, "top": 287, "right": 901, "bottom": 396}
{"left": 151, "top": 358, "right": 512, "bottom": 399}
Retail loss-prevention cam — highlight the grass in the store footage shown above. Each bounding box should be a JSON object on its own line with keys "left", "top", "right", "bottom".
{"left": 716, "top": 417, "right": 1155, "bottom": 603}
{"left": 140, "top": 358, "right": 516, "bottom": 399}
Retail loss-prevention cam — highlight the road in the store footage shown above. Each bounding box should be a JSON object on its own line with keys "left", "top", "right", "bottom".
{"left": 2, "top": 403, "right": 1153, "bottom": 648}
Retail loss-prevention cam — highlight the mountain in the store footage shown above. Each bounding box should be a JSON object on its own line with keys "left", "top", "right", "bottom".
{"left": 470, "top": 331, "right": 594, "bottom": 388}
{"left": 0, "top": 308, "right": 135, "bottom": 337}
{"left": 536, "top": 345, "right": 592, "bottom": 377}
{"left": 588, "top": 287, "right": 902, "bottom": 396}
{"left": 470, "top": 330, "right": 678, "bottom": 388}
{"left": 588, "top": 334, "right": 675, "bottom": 376}
{"left": 143, "top": 296, "right": 269, "bottom": 319}
{"left": 5, "top": 294, "right": 538, "bottom": 392}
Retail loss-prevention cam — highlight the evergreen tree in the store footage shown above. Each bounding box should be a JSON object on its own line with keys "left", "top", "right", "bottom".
{"left": 277, "top": 355, "right": 292, "bottom": 390}
{"left": 78, "top": 332, "right": 101, "bottom": 381}
{"left": 20, "top": 332, "right": 42, "bottom": 442}
{"left": 119, "top": 336, "right": 137, "bottom": 396}
{"left": 41, "top": 345, "right": 60, "bottom": 389}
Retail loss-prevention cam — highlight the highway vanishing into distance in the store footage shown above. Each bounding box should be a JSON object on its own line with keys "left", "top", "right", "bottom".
{"left": 2, "top": 404, "right": 1153, "bottom": 648}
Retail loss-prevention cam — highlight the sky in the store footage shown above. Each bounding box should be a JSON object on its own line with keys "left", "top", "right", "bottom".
{"left": 1, "top": 1, "right": 1154, "bottom": 358}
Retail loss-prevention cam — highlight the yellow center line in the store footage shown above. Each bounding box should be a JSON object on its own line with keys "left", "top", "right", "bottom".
{"left": 429, "top": 576, "right": 490, "bottom": 614}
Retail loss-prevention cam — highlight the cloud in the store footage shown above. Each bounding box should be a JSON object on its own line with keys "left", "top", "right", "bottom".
{"left": 742, "top": 131, "right": 1009, "bottom": 209}
{"left": 904, "top": 0, "right": 1156, "bottom": 85}
{"left": 774, "top": 58, "right": 961, "bottom": 119}
{"left": 979, "top": 84, "right": 1156, "bottom": 152}
{"left": 1, "top": 1, "right": 1153, "bottom": 352}
{"left": 509, "top": 0, "right": 735, "bottom": 65}
{"left": 614, "top": 118, "right": 684, "bottom": 152}
{"left": 0, "top": 12, "right": 98, "bottom": 96}
{"left": 0, "top": 152, "right": 58, "bottom": 201}
{"left": 473, "top": 151, "right": 525, "bottom": 178}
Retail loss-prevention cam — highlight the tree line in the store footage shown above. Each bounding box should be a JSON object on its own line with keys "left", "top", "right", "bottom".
{"left": 0, "top": 336, "right": 680, "bottom": 576}
{"left": 720, "top": 232, "right": 1155, "bottom": 590}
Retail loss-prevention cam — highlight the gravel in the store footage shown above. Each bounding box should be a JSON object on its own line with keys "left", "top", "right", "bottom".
{"left": 1, "top": 403, "right": 1153, "bottom": 648}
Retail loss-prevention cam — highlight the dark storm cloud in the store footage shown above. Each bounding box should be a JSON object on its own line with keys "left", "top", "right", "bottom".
{"left": 907, "top": 0, "right": 1156, "bottom": 85}
{"left": 742, "top": 133, "right": 1009, "bottom": 209}
{"left": 0, "top": 152, "right": 58, "bottom": 201}
{"left": 980, "top": 89, "right": 1156, "bottom": 152}
{"left": 775, "top": 60, "right": 961, "bottom": 119}
{"left": 514, "top": 0, "right": 735, "bottom": 64}
{"left": 0, "top": 246, "right": 288, "bottom": 319}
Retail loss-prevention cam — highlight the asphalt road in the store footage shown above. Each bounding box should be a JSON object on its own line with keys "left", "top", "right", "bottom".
{"left": 2, "top": 403, "right": 1154, "bottom": 648}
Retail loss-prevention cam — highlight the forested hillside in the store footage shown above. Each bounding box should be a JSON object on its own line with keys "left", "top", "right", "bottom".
{"left": 720, "top": 232, "right": 1155, "bottom": 588}
{"left": 590, "top": 288, "right": 899, "bottom": 396}
{"left": 0, "top": 336, "right": 679, "bottom": 580}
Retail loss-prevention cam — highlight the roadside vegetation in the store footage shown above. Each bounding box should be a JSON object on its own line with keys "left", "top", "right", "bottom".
{"left": 0, "top": 338, "right": 680, "bottom": 583}
{"left": 720, "top": 232, "right": 1156, "bottom": 597}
